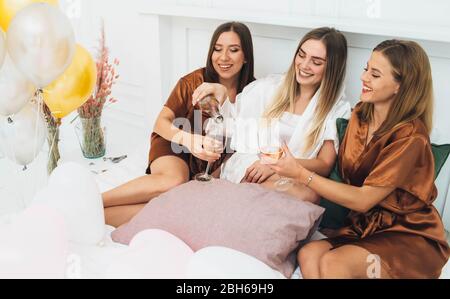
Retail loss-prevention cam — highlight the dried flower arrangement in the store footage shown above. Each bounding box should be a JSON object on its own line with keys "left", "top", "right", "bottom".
{"left": 77, "top": 22, "right": 119, "bottom": 119}
{"left": 75, "top": 21, "right": 119, "bottom": 159}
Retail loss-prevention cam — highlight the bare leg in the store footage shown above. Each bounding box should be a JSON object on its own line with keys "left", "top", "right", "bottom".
{"left": 297, "top": 240, "right": 333, "bottom": 279}
{"left": 260, "top": 174, "right": 320, "bottom": 204}
{"left": 102, "top": 156, "right": 190, "bottom": 208}
{"left": 318, "top": 245, "right": 392, "bottom": 279}
{"left": 104, "top": 204, "right": 146, "bottom": 228}
{"left": 102, "top": 156, "right": 189, "bottom": 227}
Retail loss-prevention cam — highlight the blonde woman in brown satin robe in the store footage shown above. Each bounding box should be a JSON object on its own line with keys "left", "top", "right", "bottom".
{"left": 269, "top": 39, "right": 450, "bottom": 278}
{"left": 102, "top": 22, "right": 255, "bottom": 227}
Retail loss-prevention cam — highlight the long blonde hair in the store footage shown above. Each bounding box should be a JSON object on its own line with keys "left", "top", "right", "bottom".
{"left": 263, "top": 27, "right": 347, "bottom": 154}
{"left": 358, "top": 40, "right": 434, "bottom": 135}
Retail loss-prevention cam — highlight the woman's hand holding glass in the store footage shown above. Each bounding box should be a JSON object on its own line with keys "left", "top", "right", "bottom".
{"left": 194, "top": 122, "right": 226, "bottom": 182}
{"left": 257, "top": 125, "right": 294, "bottom": 191}
{"left": 186, "top": 133, "right": 221, "bottom": 163}
{"left": 268, "top": 143, "right": 305, "bottom": 181}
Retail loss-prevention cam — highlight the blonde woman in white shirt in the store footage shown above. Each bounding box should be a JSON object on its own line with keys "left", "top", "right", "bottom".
{"left": 193, "top": 27, "right": 351, "bottom": 203}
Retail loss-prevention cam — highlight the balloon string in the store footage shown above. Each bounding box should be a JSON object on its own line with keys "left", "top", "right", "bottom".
{"left": 29, "top": 89, "right": 44, "bottom": 208}
{"left": 3, "top": 116, "right": 16, "bottom": 171}
{"left": 6, "top": 114, "right": 20, "bottom": 170}
{"left": 32, "top": 89, "right": 43, "bottom": 170}
{"left": 3, "top": 117, "right": 26, "bottom": 209}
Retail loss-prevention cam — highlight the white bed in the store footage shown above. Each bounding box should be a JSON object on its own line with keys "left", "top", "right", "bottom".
{"left": 1, "top": 137, "right": 448, "bottom": 279}
{"left": 57, "top": 140, "right": 314, "bottom": 279}
{"left": 70, "top": 141, "right": 449, "bottom": 279}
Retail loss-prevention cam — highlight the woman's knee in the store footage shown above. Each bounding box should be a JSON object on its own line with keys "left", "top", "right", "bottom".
{"left": 150, "top": 156, "right": 190, "bottom": 191}
{"left": 298, "top": 241, "right": 331, "bottom": 278}
{"left": 319, "top": 251, "right": 349, "bottom": 278}
{"left": 297, "top": 243, "right": 317, "bottom": 266}
{"left": 156, "top": 172, "right": 189, "bottom": 192}
{"left": 167, "top": 173, "right": 189, "bottom": 188}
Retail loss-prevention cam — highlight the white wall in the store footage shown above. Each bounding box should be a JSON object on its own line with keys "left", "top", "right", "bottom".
{"left": 60, "top": 0, "right": 153, "bottom": 155}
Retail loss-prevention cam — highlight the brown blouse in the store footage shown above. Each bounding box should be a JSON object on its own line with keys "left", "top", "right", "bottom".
{"left": 146, "top": 68, "right": 227, "bottom": 177}
{"left": 326, "top": 102, "right": 450, "bottom": 278}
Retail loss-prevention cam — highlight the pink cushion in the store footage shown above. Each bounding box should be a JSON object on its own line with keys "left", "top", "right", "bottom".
{"left": 111, "top": 179, "right": 324, "bottom": 277}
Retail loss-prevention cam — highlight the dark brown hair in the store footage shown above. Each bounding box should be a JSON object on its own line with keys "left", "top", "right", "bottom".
{"left": 204, "top": 22, "right": 255, "bottom": 93}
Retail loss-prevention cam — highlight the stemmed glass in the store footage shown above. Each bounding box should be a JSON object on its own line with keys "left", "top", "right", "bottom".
{"left": 194, "top": 121, "right": 226, "bottom": 182}
{"left": 257, "top": 122, "right": 293, "bottom": 191}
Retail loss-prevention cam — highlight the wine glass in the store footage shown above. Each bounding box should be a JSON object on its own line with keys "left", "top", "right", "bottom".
{"left": 194, "top": 122, "right": 225, "bottom": 182}
{"left": 257, "top": 123, "right": 293, "bottom": 191}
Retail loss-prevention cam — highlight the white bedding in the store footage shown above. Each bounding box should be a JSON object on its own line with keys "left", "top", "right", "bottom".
{"left": 67, "top": 225, "right": 324, "bottom": 279}
{"left": 3, "top": 140, "right": 442, "bottom": 279}
{"left": 75, "top": 142, "right": 318, "bottom": 279}
{"left": 69, "top": 224, "right": 450, "bottom": 279}
{"left": 86, "top": 141, "right": 450, "bottom": 279}
{"left": 67, "top": 225, "right": 128, "bottom": 279}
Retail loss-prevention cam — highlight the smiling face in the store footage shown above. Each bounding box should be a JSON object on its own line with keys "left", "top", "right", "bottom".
{"left": 294, "top": 39, "right": 327, "bottom": 89}
{"left": 211, "top": 31, "right": 246, "bottom": 84}
{"left": 360, "top": 51, "right": 400, "bottom": 105}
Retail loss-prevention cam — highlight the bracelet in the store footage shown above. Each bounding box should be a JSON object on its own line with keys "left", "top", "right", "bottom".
{"left": 305, "top": 172, "right": 315, "bottom": 187}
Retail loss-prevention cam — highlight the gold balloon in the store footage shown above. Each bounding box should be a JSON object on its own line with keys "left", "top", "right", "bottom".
{"left": 43, "top": 45, "right": 97, "bottom": 119}
{"left": 0, "top": 0, "right": 59, "bottom": 31}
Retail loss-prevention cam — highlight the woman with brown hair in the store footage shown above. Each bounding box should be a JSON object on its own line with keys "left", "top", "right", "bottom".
{"left": 269, "top": 39, "right": 450, "bottom": 278}
{"left": 102, "top": 22, "right": 255, "bottom": 227}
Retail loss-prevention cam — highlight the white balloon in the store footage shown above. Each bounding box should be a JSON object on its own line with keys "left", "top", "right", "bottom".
{"left": 0, "top": 205, "right": 68, "bottom": 279}
{"left": 33, "top": 162, "right": 105, "bottom": 245}
{"left": 0, "top": 55, "right": 35, "bottom": 116}
{"left": 1, "top": 102, "right": 46, "bottom": 166}
{"left": 0, "top": 30, "right": 5, "bottom": 69}
{"left": 106, "top": 229, "right": 194, "bottom": 279}
{"left": 6, "top": 3, "right": 75, "bottom": 88}
{"left": 187, "top": 246, "right": 286, "bottom": 279}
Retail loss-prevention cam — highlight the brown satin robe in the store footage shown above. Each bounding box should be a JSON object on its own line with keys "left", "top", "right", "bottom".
{"left": 146, "top": 68, "right": 228, "bottom": 178}
{"left": 325, "top": 103, "right": 450, "bottom": 278}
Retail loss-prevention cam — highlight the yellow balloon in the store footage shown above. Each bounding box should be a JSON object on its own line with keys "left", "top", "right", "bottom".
{"left": 0, "top": 0, "right": 59, "bottom": 31}
{"left": 43, "top": 45, "right": 97, "bottom": 119}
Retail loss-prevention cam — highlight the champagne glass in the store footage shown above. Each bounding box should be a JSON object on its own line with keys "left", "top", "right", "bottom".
{"left": 194, "top": 122, "right": 225, "bottom": 182}
{"left": 258, "top": 123, "right": 293, "bottom": 191}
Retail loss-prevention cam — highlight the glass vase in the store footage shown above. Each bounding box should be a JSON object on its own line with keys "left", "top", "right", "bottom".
{"left": 75, "top": 116, "right": 106, "bottom": 159}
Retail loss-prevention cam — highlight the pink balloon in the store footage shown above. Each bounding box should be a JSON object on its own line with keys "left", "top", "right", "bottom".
{"left": 106, "top": 229, "right": 193, "bottom": 279}
{"left": 0, "top": 205, "right": 69, "bottom": 278}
